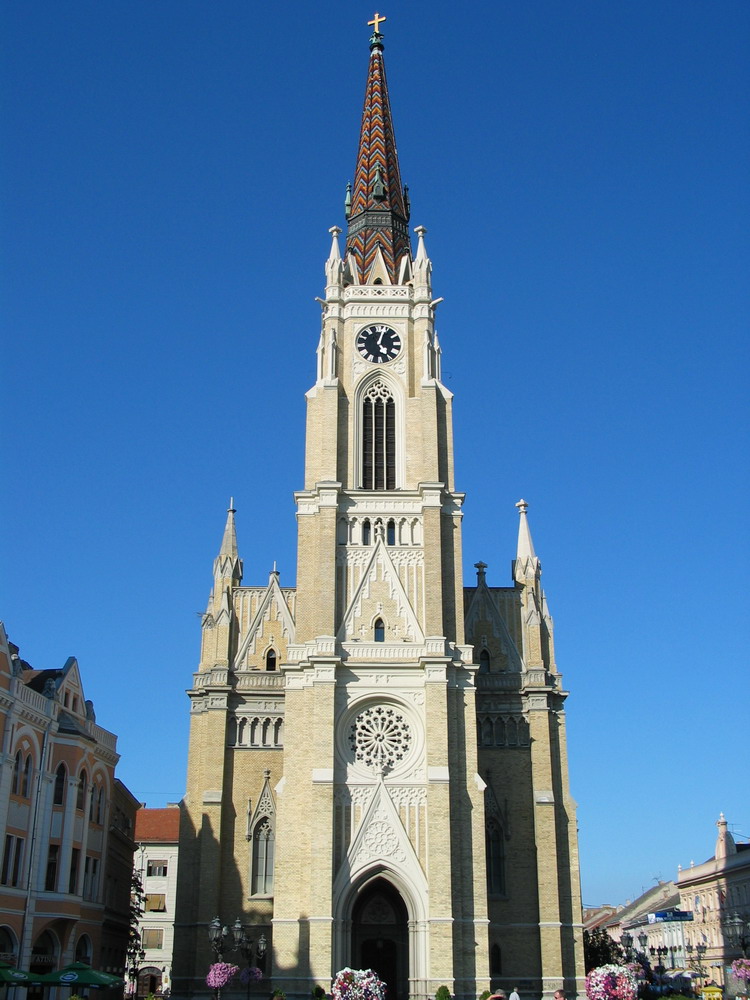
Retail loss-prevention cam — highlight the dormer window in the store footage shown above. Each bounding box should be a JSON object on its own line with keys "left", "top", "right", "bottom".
{"left": 374, "top": 619, "right": 385, "bottom": 642}
{"left": 265, "top": 649, "right": 277, "bottom": 672}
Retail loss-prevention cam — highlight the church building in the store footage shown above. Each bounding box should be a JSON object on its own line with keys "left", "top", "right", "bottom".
{"left": 174, "top": 19, "right": 584, "bottom": 1000}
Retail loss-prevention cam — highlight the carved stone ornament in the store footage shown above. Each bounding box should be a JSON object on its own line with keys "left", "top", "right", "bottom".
{"left": 348, "top": 705, "right": 413, "bottom": 772}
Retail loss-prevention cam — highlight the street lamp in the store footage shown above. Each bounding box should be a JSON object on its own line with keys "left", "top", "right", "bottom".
{"left": 208, "top": 918, "right": 268, "bottom": 976}
{"left": 686, "top": 943, "right": 708, "bottom": 981}
{"left": 725, "top": 914, "right": 750, "bottom": 958}
{"left": 638, "top": 932, "right": 648, "bottom": 955}
{"left": 622, "top": 932, "right": 633, "bottom": 961}
{"left": 651, "top": 945, "right": 668, "bottom": 991}
{"left": 126, "top": 942, "right": 146, "bottom": 999}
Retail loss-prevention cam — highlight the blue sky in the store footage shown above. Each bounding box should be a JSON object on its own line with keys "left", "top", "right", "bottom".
{"left": 3, "top": 1, "right": 748, "bottom": 907}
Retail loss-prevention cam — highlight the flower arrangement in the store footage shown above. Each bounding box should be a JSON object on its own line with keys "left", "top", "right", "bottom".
{"left": 240, "top": 968, "right": 264, "bottom": 986}
{"left": 206, "top": 963, "right": 240, "bottom": 989}
{"left": 331, "top": 968, "right": 387, "bottom": 1000}
{"left": 585, "top": 964, "right": 639, "bottom": 1000}
{"left": 733, "top": 960, "right": 750, "bottom": 987}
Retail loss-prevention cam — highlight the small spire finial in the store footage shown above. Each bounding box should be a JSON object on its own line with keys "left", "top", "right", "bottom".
{"left": 516, "top": 498, "right": 529, "bottom": 516}
{"left": 474, "top": 561, "right": 488, "bottom": 583}
{"left": 228, "top": 496, "right": 235, "bottom": 513}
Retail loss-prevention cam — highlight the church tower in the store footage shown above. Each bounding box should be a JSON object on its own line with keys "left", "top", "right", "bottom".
{"left": 174, "top": 19, "right": 584, "bottom": 1000}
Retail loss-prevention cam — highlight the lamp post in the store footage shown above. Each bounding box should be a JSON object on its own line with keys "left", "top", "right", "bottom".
{"left": 622, "top": 932, "right": 634, "bottom": 962}
{"left": 638, "top": 932, "right": 649, "bottom": 956}
{"left": 726, "top": 914, "right": 750, "bottom": 958}
{"left": 686, "top": 943, "right": 708, "bottom": 982}
{"left": 651, "top": 945, "right": 668, "bottom": 992}
{"left": 126, "top": 943, "right": 146, "bottom": 999}
{"left": 208, "top": 917, "right": 267, "bottom": 1000}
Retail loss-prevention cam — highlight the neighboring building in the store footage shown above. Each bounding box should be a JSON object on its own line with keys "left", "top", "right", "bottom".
{"left": 677, "top": 814, "right": 750, "bottom": 994}
{"left": 103, "top": 780, "right": 141, "bottom": 978}
{"left": 134, "top": 805, "right": 180, "bottom": 996}
{"left": 0, "top": 622, "right": 137, "bottom": 978}
{"left": 173, "top": 21, "right": 584, "bottom": 1000}
{"left": 609, "top": 881, "right": 696, "bottom": 989}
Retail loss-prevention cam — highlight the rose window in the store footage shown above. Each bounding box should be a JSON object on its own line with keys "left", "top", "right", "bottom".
{"left": 348, "top": 705, "right": 412, "bottom": 770}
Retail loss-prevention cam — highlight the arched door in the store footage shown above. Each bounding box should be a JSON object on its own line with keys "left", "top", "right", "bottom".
{"left": 29, "top": 931, "right": 58, "bottom": 1000}
{"left": 351, "top": 878, "right": 408, "bottom": 1000}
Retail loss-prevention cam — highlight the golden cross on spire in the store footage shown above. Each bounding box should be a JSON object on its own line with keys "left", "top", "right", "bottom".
{"left": 368, "top": 11, "right": 386, "bottom": 33}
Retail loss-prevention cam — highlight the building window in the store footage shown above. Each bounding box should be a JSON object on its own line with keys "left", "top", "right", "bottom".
{"left": 11, "top": 752, "right": 22, "bottom": 795}
{"left": 146, "top": 860, "right": 168, "bottom": 878}
{"left": 144, "top": 893, "right": 166, "bottom": 912}
{"left": 53, "top": 764, "right": 66, "bottom": 806}
{"left": 75, "top": 935, "right": 92, "bottom": 964}
{"left": 479, "top": 649, "right": 490, "bottom": 673}
{"left": 362, "top": 380, "right": 396, "bottom": 490}
{"left": 374, "top": 618, "right": 385, "bottom": 642}
{"left": 76, "top": 771, "right": 87, "bottom": 811}
{"left": 83, "top": 856, "right": 100, "bottom": 901}
{"left": 362, "top": 519, "right": 371, "bottom": 545}
{"left": 68, "top": 848, "right": 80, "bottom": 895}
{"left": 486, "top": 821, "right": 505, "bottom": 895}
{"left": 1, "top": 835, "right": 25, "bottom": 887}
{"left": 141, "top": 929, "right": 163, "bottom": 950}
{"left": 45, "top": 845, "right": 59, "bottom": 892}
{"left": 386, "top": 519, "right": 396, "bottom": 545}
{"left": 265, "top": 649, "right": 277, "bottom": 672}
{"left": 251, "top": 818, "right": 275, "bottom": 896}
{"left": 21, "top": 755, "right": 32, "bottom": 798}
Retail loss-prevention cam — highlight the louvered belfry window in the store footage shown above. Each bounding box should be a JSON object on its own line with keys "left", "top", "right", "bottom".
{"left": 362, "top": 380, "right": 395, "bottom": 490}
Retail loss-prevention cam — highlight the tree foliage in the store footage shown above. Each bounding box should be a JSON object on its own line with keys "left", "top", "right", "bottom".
{"left": 128, "top": 866, "right": 145, "bottom": 959}
{"left": 584, "top": 929, "right": 624, "bottom": 973}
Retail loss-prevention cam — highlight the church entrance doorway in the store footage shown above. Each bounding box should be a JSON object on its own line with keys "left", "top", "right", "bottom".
{"left": 351, "top": 878, "right": 408, "bottom": 1000}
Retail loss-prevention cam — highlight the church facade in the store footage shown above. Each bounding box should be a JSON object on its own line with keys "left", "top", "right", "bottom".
{"left": 174, "top": 23, "right": 584, "bottom": 1000}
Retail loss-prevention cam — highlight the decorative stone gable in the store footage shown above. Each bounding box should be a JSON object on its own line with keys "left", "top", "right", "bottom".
{"left": 337, "top": 539, "right": 423, "bottom": 646}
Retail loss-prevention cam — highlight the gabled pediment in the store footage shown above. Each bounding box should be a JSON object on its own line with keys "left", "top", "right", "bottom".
{"left": 365, "top": 246, "right": 392, "bottom": 286}
{"left": 233, "top": 574, "right": 296, "bottom": 669}
{"left": 337, "top": 539, "right": 424, "bottom": 644}
{"left": 465, "top": 581, "right": 524, "bottom": 672}
{"left": 332, "top": 777, "right": 427, "bottom": 898}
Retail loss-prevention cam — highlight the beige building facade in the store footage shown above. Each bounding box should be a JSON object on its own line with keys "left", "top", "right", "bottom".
{"left": 0, "top": 622, "right": 137, "bottom": 983}
{"left": 174, "top": 24, "right": 584, "bottom": 1000}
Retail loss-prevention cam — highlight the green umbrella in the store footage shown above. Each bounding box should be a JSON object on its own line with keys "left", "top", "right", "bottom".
{"left": 0, "top": 963, "right": 34, "bottom": 986}
{"left": 38, "top": 963, "right": 124, "bottom": 989}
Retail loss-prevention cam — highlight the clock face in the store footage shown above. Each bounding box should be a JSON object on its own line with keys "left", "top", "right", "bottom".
{"left": 356, "top": 324, "right": 402, "bottom": 364}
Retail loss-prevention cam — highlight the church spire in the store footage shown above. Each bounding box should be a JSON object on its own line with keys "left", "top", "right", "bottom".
{"left": 514, "top": 498, "right": 541, "bottom": 584}
{"left": 345, "top": 14, "right": 411, "bottom": 285}
{"left": 214, "top": 498, "right": 243, "bottom": 586}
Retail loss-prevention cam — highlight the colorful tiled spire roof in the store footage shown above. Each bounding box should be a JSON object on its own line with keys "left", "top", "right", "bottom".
{"left": 345, "top": 24, "right": 411, "bottom": 284}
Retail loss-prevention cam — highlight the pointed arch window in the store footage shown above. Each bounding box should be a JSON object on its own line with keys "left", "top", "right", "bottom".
{"left": 12, "top": 752, "right": 22, "bottom": 795}
{"left": 362, "top": 519, "right": 371, "bottom": 545}
{"left": 251, "top": 818, "right": 275, "bottom": 896}
{"left": 374, "top": 619, "right": 385, "bottom": 642}
{"left": 76, "top": 770, "right": 87, "bottom": 812}
{"left": 479, "top": 649, "right": 491, "bottom": 673}
{"left": 54, "top": 764, "right": 67, "bottom": 806}
{"left": 362, "top": 380, "right": 396, "bottom": 490}
{"left": 386, "top": 519, "right": 396, "bottom": 545}
{"left": 486, "top": 820, "right": 506, "bottom": 895}
{"left": 21, "top": 754, "right": 32, "bottom": 798}
{"left": 265, "top": 649, "right": 277, "bottom": 672}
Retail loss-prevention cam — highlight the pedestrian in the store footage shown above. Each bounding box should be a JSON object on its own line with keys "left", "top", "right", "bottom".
{"left": 509, "top": 988, "right": 520, "bottom": 1000}
{"left": 554, "top": 991, "right": 564, "bottom": 1000}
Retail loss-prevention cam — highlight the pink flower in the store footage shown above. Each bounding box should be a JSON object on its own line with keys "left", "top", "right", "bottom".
{"left": 206, "top": 963, "right": 240, "bottom": 989}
